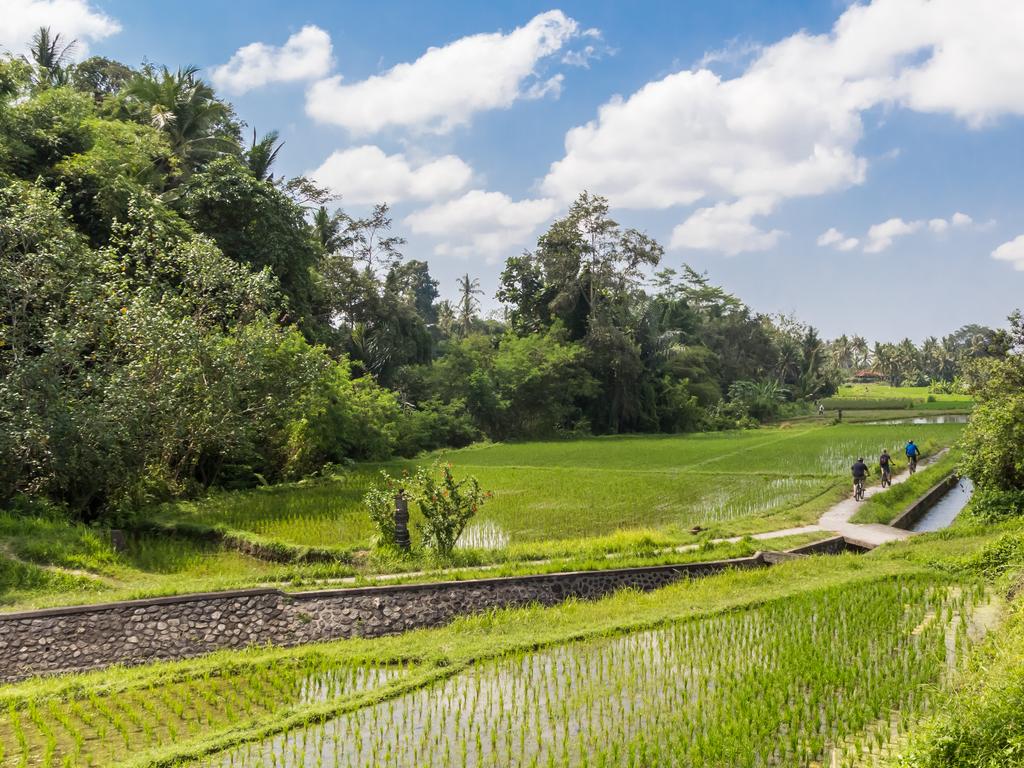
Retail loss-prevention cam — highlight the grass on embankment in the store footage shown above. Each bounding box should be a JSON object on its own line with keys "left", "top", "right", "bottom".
{"left": 888, "top": 528, "right": 1024, "bottom": 767}
{"left": 0, "top": 519, "right": 824, "bottom": 613}
{"left": 851, "top": 451, "right": 961, "bottom": 525}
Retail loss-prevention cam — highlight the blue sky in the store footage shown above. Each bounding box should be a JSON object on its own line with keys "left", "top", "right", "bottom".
{"left": 4, "top": 0, "right": 1024, "bottom": 341}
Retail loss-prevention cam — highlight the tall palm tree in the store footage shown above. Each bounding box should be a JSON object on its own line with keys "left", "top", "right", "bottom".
{"left": 312, "top": 206, "right": 344, "bottom": 253}
{"left": 25, "top": 27, "right": 76, "bottom": 87}
{"left": 246, "top": 128, "right": 283, "bottom": 181}
{"left": 456, "top": 274, "right": 483, "bottom": 336}
{"left": 118, "top": 65, "right": 236, "bottom": 170}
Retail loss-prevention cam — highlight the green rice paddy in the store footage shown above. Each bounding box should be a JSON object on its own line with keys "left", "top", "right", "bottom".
{"left": 163, "top": 422, "right": 964, "bottom": 549}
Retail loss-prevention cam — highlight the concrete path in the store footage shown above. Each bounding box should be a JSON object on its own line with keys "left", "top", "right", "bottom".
{"left": 743, "top": 452, "right": 946, "bottom": 548}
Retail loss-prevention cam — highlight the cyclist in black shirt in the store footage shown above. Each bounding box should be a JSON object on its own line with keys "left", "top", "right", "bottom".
{"left": 851, "top": 457, "right": 869, "bottom": 500}
{"left": 879, "top": 450, "right": 892, "bottom": 487}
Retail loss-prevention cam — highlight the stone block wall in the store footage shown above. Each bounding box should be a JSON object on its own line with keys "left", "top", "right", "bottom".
{"left": 0, "top": 555, "right": 767, "bottom": 682}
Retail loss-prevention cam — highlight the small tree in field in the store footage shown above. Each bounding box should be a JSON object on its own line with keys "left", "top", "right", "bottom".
{"left": 362, "top": 470, "right": 403, "bottom": 549}
{"left": 411, "top": 463, "right": 490, "bottom": 557}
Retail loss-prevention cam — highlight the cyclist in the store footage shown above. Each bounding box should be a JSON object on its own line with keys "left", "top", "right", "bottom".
{"left": 879, "top": 449, "right": 893, "bottom": 487}
{"left": 905, "top": 440, "right": 920, "bottom": 474}
{"left": 851, "top": 457, "right": 869, "bottom": 500}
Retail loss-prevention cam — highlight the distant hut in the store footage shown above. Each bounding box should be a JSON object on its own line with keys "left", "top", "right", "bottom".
{"left": 851, "top": 369, "right": 885, "bottom": 383}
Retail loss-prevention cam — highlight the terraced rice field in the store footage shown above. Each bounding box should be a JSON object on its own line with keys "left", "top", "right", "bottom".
{"left": 0, "top": 658, "right": 403, "bottom": 767}
{"left": 180, "top": 577, "right": 987, "bottom": 768}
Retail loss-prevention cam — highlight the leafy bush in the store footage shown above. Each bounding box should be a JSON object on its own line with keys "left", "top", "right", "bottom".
{"left": 361, "top": 471, "right": 403, "bottom": 550}
{"left": 411, "top": 463, "right": 491, "bottom": 558}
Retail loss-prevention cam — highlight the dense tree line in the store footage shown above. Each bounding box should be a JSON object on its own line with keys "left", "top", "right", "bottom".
{"left": 824, "top": 327, "right": 1008, "bottom": 390}
{"left": 0, "top": 31, "right": 1003, "bottom": 520}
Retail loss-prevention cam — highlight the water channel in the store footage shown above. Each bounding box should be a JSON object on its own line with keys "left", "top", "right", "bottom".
{"left": 910, "top": 477, "right": 975, "bottom": 533}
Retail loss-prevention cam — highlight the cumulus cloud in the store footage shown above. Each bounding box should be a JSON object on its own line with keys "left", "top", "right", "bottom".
{"left": 864, "top": 218, "right": 923, "bottom": 253}
{"left": 542, "top": 0, "right": 1024, "bottom": 254}
{"left": 992, "top": 235, "right": 1024, "bottom": 271}
{"left": 404, "top": 190, "right": 558, "bottom": 261}
{"left": 670, "top": 197, "right": 783, "bottom": 256}
{"left": 211, "top": 26, "right": 332, "bottom": 94}
{"left": 306, "top": 10, "right": 581, "bottom": 134}
{"left": 0, "top": 0, "right": 120, "bottom": 57}
{"left": 309, "top": 146, "right": 473, "bottom": 205}
{"left": 929, "top": 211, "right": 974, "bottom": 234}
{"left": 817, "top": 227, "right": 859, "bottom": 251}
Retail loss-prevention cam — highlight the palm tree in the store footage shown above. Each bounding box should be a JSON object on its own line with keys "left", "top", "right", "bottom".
{"left": 456, "top": 274, "right": 483, "bottom": 336}
{"left": 118, "top": 65, "right": 236, "bottom": 170}
{"left": 313, "top": 206, "right": 344, "bottom": 253}
{"left": 246, "top": 128, "right": 283, "bottom": 181}
{"left": 25, "top": 27, "right": 76, "bottom": 87}
{"left": 851, "top": 335, "right": 870, "bottom": 369}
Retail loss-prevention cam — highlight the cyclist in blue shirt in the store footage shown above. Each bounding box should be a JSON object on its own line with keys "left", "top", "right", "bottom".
{"left": 905, "top": 440, "right": 920, "bottom": 473}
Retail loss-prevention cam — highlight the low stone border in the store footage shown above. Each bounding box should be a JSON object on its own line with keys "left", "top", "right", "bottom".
{"left": 0, "top": 538, "right": 865, "bottom": 683}
{"left": 890, "top": 474, "right": 960, "bottom": 530}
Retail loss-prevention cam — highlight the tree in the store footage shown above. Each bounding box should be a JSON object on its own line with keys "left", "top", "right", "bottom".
{"left": 70, "top": 56, "right": 134, "bottom": 102}
{"left": 456, "top": 274, "right": 483, "bottom": 336}
{"left": 176, "top": 157, "right": 321, "bottom": 336}
{"left": 24, "top": 27, "right": 76, "bottom": 87}
{"left": 245, "top": 128, "right": 283, "bottom": 181}
{"left": 958, "top": 312, "right": 1024, "bottom": 518}
{"left": 116, "top": 65, "right": 238, "bottom": 172}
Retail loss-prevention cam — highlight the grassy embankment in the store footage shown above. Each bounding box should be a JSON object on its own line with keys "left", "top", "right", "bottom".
{"left": 0, "top": 513, "right": 1019, "bottom": 767}
{"left": 0, "top": 422, "right": 964, "bottom": 611}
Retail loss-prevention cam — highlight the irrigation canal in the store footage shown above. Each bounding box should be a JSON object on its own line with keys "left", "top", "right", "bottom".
{"left": 910, "top": 477, "right": 974, "bottom": 533}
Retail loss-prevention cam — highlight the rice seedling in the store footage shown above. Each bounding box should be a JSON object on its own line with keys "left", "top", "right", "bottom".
{"left": 0, "top": 657, "right": 403, "bottom": 767}
{"left": 193, "top": 577, "right": 990, "bottom": 768}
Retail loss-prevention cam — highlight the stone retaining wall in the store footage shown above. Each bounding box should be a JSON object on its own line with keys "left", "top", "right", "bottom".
{"left": 0, "top": 555, "right": 769, "bottom": 682}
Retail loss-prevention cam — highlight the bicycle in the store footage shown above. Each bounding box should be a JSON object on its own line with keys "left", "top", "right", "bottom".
{"left": 880, "top": 467, "right": 892, "bottom": 488}
{"left": 853, "top": 477, "right": 866, "bottom": 501}
{"left": 908, "top": 455, "right": 918, "bottom": 475}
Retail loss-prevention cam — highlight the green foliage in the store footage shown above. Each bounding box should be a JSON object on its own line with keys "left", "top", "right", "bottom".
{"left": 410, "top": 463, "right": 490, "bottom": 557}
{"left": 361, "top": 471, "right": 403, "bottom": 549}
{"left": 176, "top": 156, "right": 321, "bottom": 335}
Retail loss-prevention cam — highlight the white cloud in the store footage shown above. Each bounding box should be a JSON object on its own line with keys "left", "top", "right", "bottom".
{"left": 670, "top": 197, "right": 783, "bottom": 255}
{"left": 211, "top": 26, "right": 332, "bottom": 94}
{"left": 404, "top": 190, "right": 558, "bottom": 261}
{"left": 542, "top": 0, "right": 1024, "bottom": 254}
{"left": 817, "top": 227, "right": 844, "bottom": 246}
{"left": 864, "top": 218, "right": 922, "bottom": 253}
{"left": 309, "top": 146, "right": 473, "bottom": 205}
{"left": 0, "top": 0, "right": 120, "bottom": 57}
{"left": 817, "top": 227, "right": 859, "bottom": 251}
{"left": 306, "top": 10, "right": 580, "bottom": 134}
{"left": 992, "top": 235, "right": 1024, "bottom": 271}
{"left": 929, "top": 211, "right": 974, "bottom": 234}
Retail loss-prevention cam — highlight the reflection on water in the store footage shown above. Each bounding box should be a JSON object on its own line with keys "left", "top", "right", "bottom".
{"left": 456, "top": 519, "right": 510, "bottom": 550}
{"left": 911, "top": 478, "right": 974, "bottom": 533}
{"left": 866, "top": 414, "right": 970, "bottom": 425}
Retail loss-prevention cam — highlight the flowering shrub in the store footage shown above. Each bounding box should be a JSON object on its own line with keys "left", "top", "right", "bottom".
{"left": 362, "top": 463, "right": 490, "bottom": 556}
{"left": 411, "top": 463, "right": 490, "bottom": 557}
